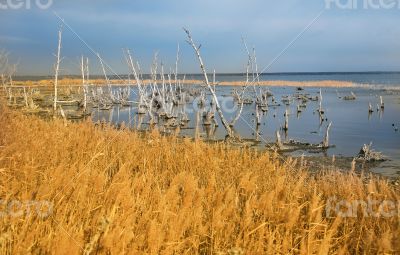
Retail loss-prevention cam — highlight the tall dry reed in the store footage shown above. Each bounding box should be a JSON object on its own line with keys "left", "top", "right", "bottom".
{"left": 0, "top": 104, "right": 398, "bottom": 254}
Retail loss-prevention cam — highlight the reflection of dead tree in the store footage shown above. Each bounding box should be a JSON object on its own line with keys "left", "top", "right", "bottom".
{"left": 184, "top": 28, "right": 233, "bottom": 137}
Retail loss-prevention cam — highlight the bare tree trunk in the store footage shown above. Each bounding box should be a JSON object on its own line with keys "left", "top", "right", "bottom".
{"left": 276, "top": 130, "right": 282, "bottom": 149}
{"left": 283, "top": 109, "right": 289, "bottom": 131}
{"left": 97, "top": 53, "right": 111, "bottom": 95}
{"left": 230, "top": 39, "right": 251, "bottom": 128}
{"left": 81, "top": 56, "right": 87, "bottom": 112}
{"left": 230, "top": 100, "right": 244, "bottom": 127}
{"left": 242, "top": 38, "right": 256, "bottom": 95}
{"left": 318, "top": 88, "right": 323, "bottom": 114}
{"left": 174, "top": 43, "right": 180, "bottom": 85}
{"left": 322, "top": 122, "right": 332, "bottom": 148}
{"left": 23, "top": 87, "right": 28, "bottom": 107}
{"left": 184, "top": 28, "right": 233, "bottom": 137}
{"left": 54, "top": 28, "right": 62, "bottom": 113}
{"left": 255, "top": 104, "right": 261, "bottom": 125}
{"left": 86, "top": 58, "right": 90, "bottom": 82}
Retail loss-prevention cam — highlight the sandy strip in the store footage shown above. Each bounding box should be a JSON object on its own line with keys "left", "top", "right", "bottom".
{"left": 13, "top": 78, "right": 357, "bottom": 88}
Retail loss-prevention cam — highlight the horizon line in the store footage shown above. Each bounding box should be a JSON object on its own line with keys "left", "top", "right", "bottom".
{"left": 14, "top": 71, "right": 400, "bottom": 78}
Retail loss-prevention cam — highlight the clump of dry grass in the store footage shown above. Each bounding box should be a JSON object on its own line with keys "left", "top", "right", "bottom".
{"left": 0, "top": 104, "right": 398, "bottom": 254}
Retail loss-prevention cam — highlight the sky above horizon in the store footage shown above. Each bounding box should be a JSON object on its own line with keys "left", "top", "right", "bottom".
{"left": 1, "top": 0, "right": 400, "bottom": 75}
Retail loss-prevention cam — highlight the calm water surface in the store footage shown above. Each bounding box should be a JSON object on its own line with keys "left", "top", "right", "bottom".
{"left": 87, "top": 73, "right": 400, "bottom": 177}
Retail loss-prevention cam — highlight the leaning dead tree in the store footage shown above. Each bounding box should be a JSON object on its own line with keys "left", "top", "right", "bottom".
{"left": 53, "top": 27, "right": 63, "bottom": 112}
{"left": 184, "top": 28, "right": 233, "bottom": 137}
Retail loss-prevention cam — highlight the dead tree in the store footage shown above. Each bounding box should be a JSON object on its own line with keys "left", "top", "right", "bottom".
{"left": 318, "top": 88, "right": 324, "bottom": 114}
{"left": 184, "top": 28, "right": 233, "bottom": 137}
{"left": 253, "top": 47, "right": 260, "bottom": 87}
{"left": 283, "top": 109, "right": 289, "bottom": 131}
{"left": 81, "top": 56, "right": 87, "bottom": 111}
{"left": 276, "top": 130, "right": 283, "bottom": 150}
{"left": 124, "top": 49, "right": 153, "bottom": 120}
{"left": 380, "top": 96, "right": 384, "bottom": 109}
{"left": 229, "top": 38, "right": 252, "bottom": 127}
{"left": 255, "top": 103, "right": 261, "bottom": 125}
{"left": 174, "top": 43, "right": 180, "bottom": 85}
{"left": 53, "top": 27, "right": 63, "bottom": 112}
{"left": 322, "top": 122, "right": 332, "bottom": 148}
{"left": 368, "top": 102, "right": 373, "bottom": 113}
{"left": 242, "top": 38, "right": 256, "bottom": 95}
{"left": 97, "top": 53, "right": 111, "bottom": 96}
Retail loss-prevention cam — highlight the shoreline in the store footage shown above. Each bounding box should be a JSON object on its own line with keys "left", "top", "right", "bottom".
{"left": 10, "top": 78, "right": 358, "bottom": 88}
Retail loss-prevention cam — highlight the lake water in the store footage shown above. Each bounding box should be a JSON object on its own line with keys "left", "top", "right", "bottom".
{"left": 81, "top": 72, "right": 400, "bottom": 177}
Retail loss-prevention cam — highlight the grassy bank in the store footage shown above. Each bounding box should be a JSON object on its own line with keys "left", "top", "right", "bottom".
{"left": 0, "top": 105, "right": 398, "bottom": 254}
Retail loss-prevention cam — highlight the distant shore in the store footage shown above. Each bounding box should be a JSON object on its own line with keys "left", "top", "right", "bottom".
{"left": 11, "top": 78, "right": 356, "bottom": 88}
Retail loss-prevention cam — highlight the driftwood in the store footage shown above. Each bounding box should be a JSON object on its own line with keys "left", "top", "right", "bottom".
{"left": 356, "top": 143, "right": 385, "bottom": 162}
{"left": 343, "top": 91, "right": 356, "bottom": 101}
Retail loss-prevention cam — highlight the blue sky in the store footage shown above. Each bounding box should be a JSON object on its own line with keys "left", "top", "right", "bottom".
{"left": 0, "top": 0, "right": 399, "bottom": 75}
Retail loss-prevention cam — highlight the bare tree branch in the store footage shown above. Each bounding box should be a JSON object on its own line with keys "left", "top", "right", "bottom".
{"left": 183, "top": 28, "right": 233, "bottom": 137}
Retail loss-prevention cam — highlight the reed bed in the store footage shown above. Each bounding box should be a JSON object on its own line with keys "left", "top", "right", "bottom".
{"left": 13, "top": 78, "right": 356, "bottom": 88}
{"left": 0, "top": 104, "right": 398, "bottom": 254}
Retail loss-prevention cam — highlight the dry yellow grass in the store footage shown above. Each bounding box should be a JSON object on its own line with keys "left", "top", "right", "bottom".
{"left": 0, "top": 104, "right": 399, "bottom": 254}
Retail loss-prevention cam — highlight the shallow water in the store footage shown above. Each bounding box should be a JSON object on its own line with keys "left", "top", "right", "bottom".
{"left": 91, "top": 82, "right": 400, "bottom": 178}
